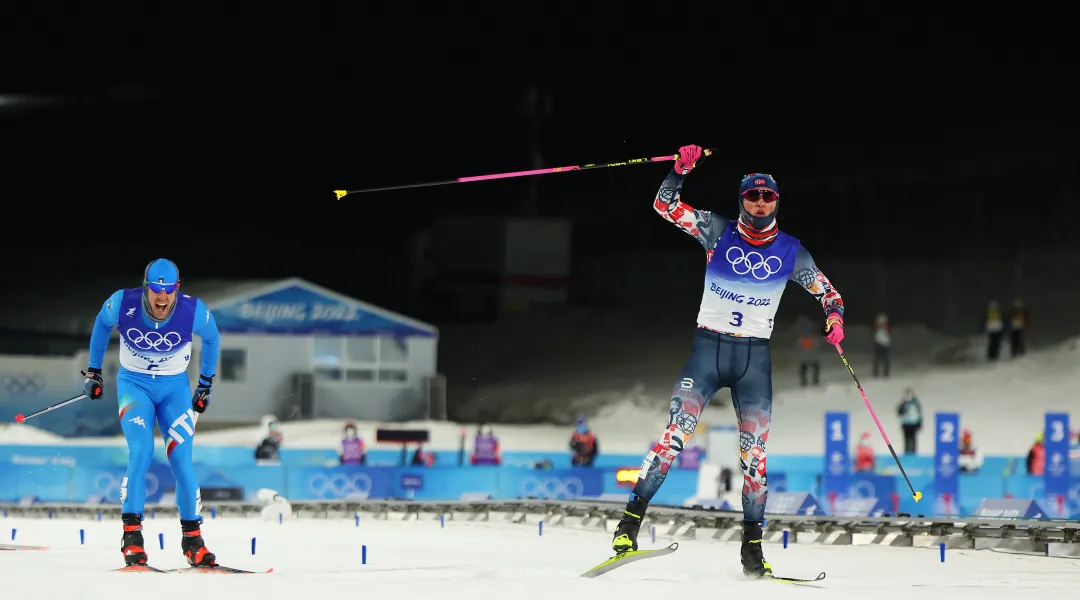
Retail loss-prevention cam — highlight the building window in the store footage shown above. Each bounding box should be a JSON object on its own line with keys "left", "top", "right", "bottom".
{"left": 346, "top": 337, "right": 377, "bottom": 363}
{"left": 377, "top": 368, "right": 408, "bottom": 383}
{"left": 312, "top": 335, "right": 410, "bottom": 385}
{"left": 314, "top": 366, "right": 343, "bottom": 381}
{"left": 313, "top": 336, "right": 344, "bottom": 365}
{"left": 220, "top": 349, "right": 247, "bottom": 382}
{"left": 378, "top": 336, "right": 409, "bottom": 364}
{"left": 346, "top": 368, "right": 375, "bottom": 382}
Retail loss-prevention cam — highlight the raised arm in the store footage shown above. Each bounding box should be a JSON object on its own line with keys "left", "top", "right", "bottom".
{"left": 789, "top": 245, "right": 845, "bottom": 318}
{"left": 653, "top": 168, "right": 728, "bottom": 251}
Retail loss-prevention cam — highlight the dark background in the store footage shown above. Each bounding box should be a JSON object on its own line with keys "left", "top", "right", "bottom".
{"left": 1, "top": 8, "right": 1076, "bottom": 394}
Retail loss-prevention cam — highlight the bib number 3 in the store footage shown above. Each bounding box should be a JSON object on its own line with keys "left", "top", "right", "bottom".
{"left": 729, "top": 312, "right": 743, "bottom": 327}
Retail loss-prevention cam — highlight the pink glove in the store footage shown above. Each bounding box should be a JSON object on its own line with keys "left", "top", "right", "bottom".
{"left": 674, "top": 144, "right": 703, "bottom": 175}
{"left": 823, "top": 312, "right": 844, "bottom": 345}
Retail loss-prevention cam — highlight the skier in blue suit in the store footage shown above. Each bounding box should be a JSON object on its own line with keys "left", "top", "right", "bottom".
{"left": 83, "top": 258, "right": 221, "bottom": 568}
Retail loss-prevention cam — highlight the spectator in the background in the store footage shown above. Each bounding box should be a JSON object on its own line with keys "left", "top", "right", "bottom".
{"left": 339, "top": 421, "right": 366, "bottom": 465}
{"left": 255, "top": 427, "right": 282, "bottom": 461}
{"left": 984, "top": 300, "right": 1005, "bottom": 361}
{"left": 471, "top": 424, "right": 501, "bottom": 465}
{"left": 1026, "top": 433, "right": 1045, "bottom": 476}
{"left": 958, "top": 428, "right": 983, "bottom": 473}
{"left": 411, "top": 445, "right": 434, "bottom": 467}
{"left": 897, "top": 388, "right": 922, "bottom": 454}
{"left": 570, "top": 416, "right": 598, "bottom": 466}
{"left": 795, "top": 327, "right": 821, "bottom": 386}
{"left": 254, "top": 415, "right": 283, "bottom": 461}
{"left": 854, "top": 432, "right": 875, "bottom": 472}
{"left": 872, "top": 313, "right": 893, "bottom": 377}
{"left": 678, "top": 440, "right": 705, "bottom": 469}
{"left": 1009, "top": 299, "right": 1029, "bottom": 358}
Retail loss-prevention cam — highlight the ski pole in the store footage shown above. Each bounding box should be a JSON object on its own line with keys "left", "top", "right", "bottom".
{"left": 832, "top": 344, "right": 922, "bottom": 502}
{"left": 333, "top": 148, "right": 715, "bottom": 199}
{"left": 14, "top": 394, "right": 87, "bottom": 424}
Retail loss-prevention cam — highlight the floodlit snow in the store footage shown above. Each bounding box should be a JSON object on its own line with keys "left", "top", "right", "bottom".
{"left": 1, "top": 333, "right": 1076, "bottom": 457}
{"left": 0, "top": 514, "right": 1072, "bottom": 598}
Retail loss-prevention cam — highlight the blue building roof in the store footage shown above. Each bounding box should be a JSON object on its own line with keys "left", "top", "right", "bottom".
{"left": 208, "top": 278, "right": 437, "bottom": 337}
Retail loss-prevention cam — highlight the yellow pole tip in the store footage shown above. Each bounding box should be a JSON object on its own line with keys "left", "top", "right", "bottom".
{"left": 333, "top": 190, "right": 348, "bottom": 200}
{"left": 913, "top": 491, "right": 923, "bottom": 502}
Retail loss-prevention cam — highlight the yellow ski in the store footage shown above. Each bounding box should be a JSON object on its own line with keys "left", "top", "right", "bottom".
{"left": 579, "top": 542, "right": 679, "bottom": 578}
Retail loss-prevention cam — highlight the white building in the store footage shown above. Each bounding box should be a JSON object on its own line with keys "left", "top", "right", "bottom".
{"left": 191, "top": 277, "right": 440, "bottom": 423}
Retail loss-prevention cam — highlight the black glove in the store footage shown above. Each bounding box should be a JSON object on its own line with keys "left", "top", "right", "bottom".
{"left": 192, "top": 374, "right": 213, "bottom": 413}
{"left": 82, "top": 368, "right": 104, "bottom": 400}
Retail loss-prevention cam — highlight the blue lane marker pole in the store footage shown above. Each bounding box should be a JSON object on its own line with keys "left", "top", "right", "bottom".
{"left": 251, "top": 537, "right": 256, "bottom": 555}
{"left": 80, "top": 529, "right": 85, "bottom": 545}
{"left": 940, "top": 542, "right": 946, "bottom": 563}
{"left": 361, "top": 545, "right": 367, "bottom": 565}
{"left": 440, "top": 515, "right": 445, "bottom": 529}
{"left": 11, "top": 528, "right": 15, "bottom": 541}
{"left": 783, "top": 530, "right": 789, "bottom": 549}
{"left": 538, "top": 520, "right": 543, "bottom": 537}
{"left": 651, "top": 525, "right": 656, "bottom": 544}
{"left": 355, "top": 514, "right": 360, "bottom": 527}
{"left": 158, "top": 533, "right": 164, "bottom": 550}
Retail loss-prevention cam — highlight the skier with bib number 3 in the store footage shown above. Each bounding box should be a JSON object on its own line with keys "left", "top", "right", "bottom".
{"left": 82, "top": 258, "right": 221, "bottom": 569}
{"left": 611, "top": 145, "right": 846, "bottom": 578}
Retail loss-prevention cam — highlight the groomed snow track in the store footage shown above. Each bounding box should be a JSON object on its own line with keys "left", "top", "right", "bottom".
{"left": 2, "top": 499, "right": 1078, "bottom": 557}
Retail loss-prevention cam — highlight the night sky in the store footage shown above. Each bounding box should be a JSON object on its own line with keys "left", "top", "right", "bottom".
{"left": 2, "top": 8, "right": 1075, "bottom": 319}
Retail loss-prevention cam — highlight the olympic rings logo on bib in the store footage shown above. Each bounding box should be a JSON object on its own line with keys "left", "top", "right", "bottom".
{"left": 126, "top": 328, "right": 183, "bottom": 351}
{"left": 725, "top": 247, "right": 783, "bottom": 280}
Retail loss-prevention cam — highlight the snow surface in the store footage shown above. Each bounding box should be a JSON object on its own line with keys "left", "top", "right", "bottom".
{"left": 0, "top": 514, "right": 1072, "bottom": 598}
{"left": 0, "top": 334, "right": 1075, "bottom": 457}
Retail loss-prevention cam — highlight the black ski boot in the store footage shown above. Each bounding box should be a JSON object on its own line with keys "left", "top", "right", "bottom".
{"left": 180, "top": 519, "right": 218, "bottom": 567}
{"left": 741, "top": 520, "right": 773, "bottom": 578}
{"left": 611, "top": 496, "right": 649, "bottom": 554}
{"left": 120, "top": 513, "right": 148, "bottom": 566}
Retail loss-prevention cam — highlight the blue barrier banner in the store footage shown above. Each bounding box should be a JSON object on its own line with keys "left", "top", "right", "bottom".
{"left": 0, "top": 464, "right": 73, "bottom": 503}
{"left": 767, "top": 492, "right": 824, "bottom": 516}
{"left": 972, "top": 498, "right": 1048, "bottom": 519}
{"left": 769, "top": 471, "right": 788, "bottom": 493}
{"left": 823, "top": 411, "right": 849, "bottom": 501}
{"left": 1044, "top": 412, "right": 1070, "bottom": 513}
{"left": 833, "top": 497, "right": 886, "bottom": 517}
{"left": 498, "top": 468, "right": 603, "bottom": 500}
{"left": 286, "top": 467, "right": 395, "bottom": 500}
{"left": 848, "top": 473, "right": 896, "bottom": 508}
{"left": 934, "top": 412, "right": 960, "bottom": 514}
{"left": 400, "top": 473, "right": 424, "bottom": 491}
{"left": 75, "top": 461, "right": 176, "bottom": 504}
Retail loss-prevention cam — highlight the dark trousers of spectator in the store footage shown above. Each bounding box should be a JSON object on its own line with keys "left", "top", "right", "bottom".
{"left": 873, "top": 344, "right": 890, "bottom": 377}
{"left": 1010, "top": 330, "right": 1025, "bottom": 357}
{"left": 902, "top": 424, "right": 919, "bottom": 454}
{"left": 987, "top": 331, "right": 1003, "bottom": 360}
{"left": 799, "top": 361, "right": 819, "bottom": 386}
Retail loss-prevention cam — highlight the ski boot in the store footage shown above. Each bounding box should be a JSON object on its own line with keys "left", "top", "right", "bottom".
{"left": 740, "top": 520, "right": 773, "bottom": 578}
{"left": 611, "top": 496, "right": 649, "bottom": 554}
{"left": 121, "top": 513, "right": 149, "bottom": 566}
{"left": 180, "top": 519, "right": 218, "bottom": 567}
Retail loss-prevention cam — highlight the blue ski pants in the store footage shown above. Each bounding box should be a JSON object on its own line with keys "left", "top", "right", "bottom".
{"left": 630, "top": 327, "right": 773, "bottom": 522}
{"left": 117, "top": 369, "right": 201, "bottom": 520}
